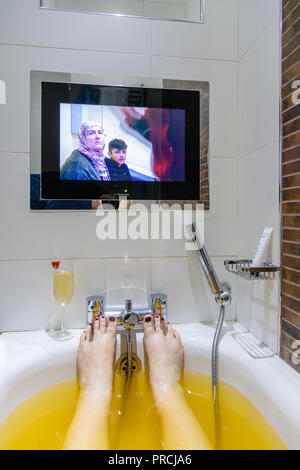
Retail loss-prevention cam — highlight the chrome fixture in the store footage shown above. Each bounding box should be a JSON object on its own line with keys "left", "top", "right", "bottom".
{"left": 86, "top": 295, "right": 104, "bottom": 324}
{"left": 118, "top": 299, "right": 141, "bottom": 378}
{"left": 187, "top": 223, "right": 232, "bottom": 405}
{"left": 120, "top": 299, "right": 140, "bottom": 329}
{"left": 151, "top": 294, "right": 167, "bottom": 318}
{"left": 86, "top": 294, "right": 168, "bottom": 377}
{"left": 224, "top": 259, "right": 280, "bottom": 280}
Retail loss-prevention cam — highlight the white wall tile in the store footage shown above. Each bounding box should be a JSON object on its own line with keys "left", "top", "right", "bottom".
{"left": 152, "top": 56, "right": 238, "bottom": 158}
{"left": 0, "top": 260, "right": 59, "bottom": 332}
{"left": 249, "top": 277, "right": 280, "bottom": 354}
{"left": 151, "top": 255, "right": 236, "bottom": 324}
{"left": 150, "top": 207, "right": 200, "bottom": 257}
{"left": 239, "top": 0, "right": 281, "bottom": 59}
{"left": 0, "top": 258, "right": 151, "bottom": 332}
{"left": 0, "top": 44, "right": 150, "bottom": 154}
{"left": 239, "top": 20, "right": 280, "bottom": 157}
{"left": 102, "top": 257, "right": 151, "bottom": 309}
{"left": 237, "top": 143, "right": 280, "bottom": 352}
{"left": 236, "top": 276, "right": 280, "bottom": 353}
{"left": 0, "top": 154, "right": 150, "bottom": 260}
{"left": 238, "top": 143, "right": 280, "bottom": 264}
{"left": 151, "top": 0, "right": 238, "bottom": 60}
{"left": 0, "top": 0, "right": 151, "bottom": 54}
{"left": 150, "top": 158, "right": 238, "bottom": 258}
{"left": 204, "top": 158, "right": 238, "bottom": 257}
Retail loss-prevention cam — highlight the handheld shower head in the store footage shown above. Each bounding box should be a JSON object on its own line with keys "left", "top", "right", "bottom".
{"left": 187, "top": 223, "right": 223, "bottom": 298}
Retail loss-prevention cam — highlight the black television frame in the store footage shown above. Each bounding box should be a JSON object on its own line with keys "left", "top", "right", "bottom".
{"left": 41, "top": 82, "right": 200, "bottom": 201}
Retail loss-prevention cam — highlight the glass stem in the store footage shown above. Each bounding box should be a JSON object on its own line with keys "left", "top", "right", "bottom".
{"left": 61, "top": 309, "right": 66, "bottom": 332}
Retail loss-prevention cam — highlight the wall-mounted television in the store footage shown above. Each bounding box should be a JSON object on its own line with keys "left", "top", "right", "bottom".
{"left": 41, "top": 82, "right": 200, "bottom": 201}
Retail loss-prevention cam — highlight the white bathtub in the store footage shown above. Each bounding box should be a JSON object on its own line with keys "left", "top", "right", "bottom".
{"left": 0, "top": 322, "right": 299, "bottom": 449}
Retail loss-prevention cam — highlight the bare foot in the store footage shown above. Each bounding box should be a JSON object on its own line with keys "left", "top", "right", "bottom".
{"left": 143, "top": 315, "right": 184, "bottom": 404}
{"left": 77, "top": 315, "right": 117, "bottom": 403}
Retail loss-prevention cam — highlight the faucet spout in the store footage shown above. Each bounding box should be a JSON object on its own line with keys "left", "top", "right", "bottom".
{"left": 122, "top": 298, "right": 140, "bottom": 328}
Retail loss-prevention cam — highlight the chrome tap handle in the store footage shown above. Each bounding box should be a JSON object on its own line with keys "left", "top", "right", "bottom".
{"left": 86, "top": 295, "right": 104, "bottom": 324}
{"left": 151, "top": 293, "right": 168, "bottom": 319}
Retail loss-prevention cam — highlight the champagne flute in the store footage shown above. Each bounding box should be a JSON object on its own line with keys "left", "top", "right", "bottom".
{"left": 52, "top": 261, "right": 74, "bottom": 341}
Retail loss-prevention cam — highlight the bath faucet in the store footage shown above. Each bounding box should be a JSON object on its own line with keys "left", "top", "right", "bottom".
{"left": 86, "top": 294, "right": 168, "bottom": 331}
{"left": 187, "top": 223, "right": 232, "bottom": 405}
{"left": 86, "top": 294, "right": 168, "bottom": 377}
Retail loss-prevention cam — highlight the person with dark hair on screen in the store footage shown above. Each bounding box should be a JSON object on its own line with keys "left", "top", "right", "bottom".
{"left": 104, "top": 139, "right": 132, "bottom": 181}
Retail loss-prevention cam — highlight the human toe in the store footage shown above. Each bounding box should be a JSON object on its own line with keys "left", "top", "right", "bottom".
{"left": 99, "top": 315, "right": 107, "bottom": 333}
{"left": 167, "top": 322, "right": 176, "bottom": 339}
{"left": 174, "top": 329, "right": 183, "bottom": 346}
{"left": 107, "top": 316, "right": 117, "bottom": 335}
{"left": 86, "top": 323, "right": 93, "bottom": 341}
{"left": 79, "top": 330, "right": 86, "bottom": 345}
{"left": 94, "top": 316, "right": 100, "bottom": 331}
{"left": 154, "top": 315, "right": 163, "bottom": 334}
{"left": 143, "top": 315, "right": 154, "bottom": 336}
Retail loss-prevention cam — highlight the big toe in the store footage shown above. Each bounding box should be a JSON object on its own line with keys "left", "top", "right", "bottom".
{"left": 107, "top": 315, "right": 117, "bottom": 335}
{"left": 143, "top": 315, "right": 154, "bottom": 337}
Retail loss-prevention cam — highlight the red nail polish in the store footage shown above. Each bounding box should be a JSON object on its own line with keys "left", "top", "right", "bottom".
{"left": 145, "top": 316, "right": 152, "bottom": 322}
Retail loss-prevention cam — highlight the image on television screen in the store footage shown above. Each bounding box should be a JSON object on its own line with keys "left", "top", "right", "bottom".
{"left": 60, "top": 103, "right": 185, "bottom": 183}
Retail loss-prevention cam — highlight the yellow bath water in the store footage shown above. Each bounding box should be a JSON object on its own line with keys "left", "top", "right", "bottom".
{"left": 0, "top": 370, "right": 288, "bottom": 450}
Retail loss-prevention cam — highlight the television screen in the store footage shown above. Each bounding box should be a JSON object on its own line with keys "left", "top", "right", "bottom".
{"left": 60, "top": 104, "right": 185, "bottom": 183}
{"left": 41, "top": 82, "right": 199, "bottom": 200}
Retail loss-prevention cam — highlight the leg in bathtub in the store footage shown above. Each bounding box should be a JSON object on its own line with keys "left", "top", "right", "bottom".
{"left": 63, "top": 315, "right": 117, "bottom": 450}
{"left": 143, "top": 315, "right": 212, "bottom": 450}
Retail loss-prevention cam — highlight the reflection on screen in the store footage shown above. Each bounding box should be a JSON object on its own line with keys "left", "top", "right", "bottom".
{"left": 60, "top": 104, "right": 185, "bottom": 182}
